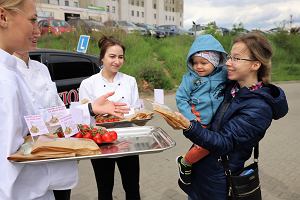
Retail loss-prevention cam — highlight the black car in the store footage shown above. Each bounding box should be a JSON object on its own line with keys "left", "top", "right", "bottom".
{"left": 29, "top": 49, "right": 100, "bottom": 107}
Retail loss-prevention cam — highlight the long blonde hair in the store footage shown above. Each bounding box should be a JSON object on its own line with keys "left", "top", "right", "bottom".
{"left": 0, "top": 0, "right": 25, "bottom": 10}
{"left": 233, "top": 32, "right": 273, "bottom": 84}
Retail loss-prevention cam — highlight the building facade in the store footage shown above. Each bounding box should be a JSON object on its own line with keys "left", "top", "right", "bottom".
{"left": 36, "top": 0, "right": 184, "bottom": 27}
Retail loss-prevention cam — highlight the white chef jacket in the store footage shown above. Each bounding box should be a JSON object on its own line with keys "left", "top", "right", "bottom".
{"left": 15, "top": 57, "right": 64, "bottom": 108}
{"left": 79, "top": 69, "right": 140, "bottom": 109}
{"left": 0, "top": 49, "right": 78, "bottom": 200}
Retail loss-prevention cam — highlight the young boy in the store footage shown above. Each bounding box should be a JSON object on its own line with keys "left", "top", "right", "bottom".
{"left": 176, "top": 34, "right": 227, "bottom": 185}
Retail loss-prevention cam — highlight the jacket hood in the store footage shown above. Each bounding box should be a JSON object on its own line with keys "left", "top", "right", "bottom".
{"left": 186, "top": 34, "right": 227, "bottom": 75}
{"left": 239, "top": 83, "right": 289, "bottom": 120}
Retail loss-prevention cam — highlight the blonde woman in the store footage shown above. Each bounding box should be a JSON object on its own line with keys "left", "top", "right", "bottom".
{"left": 0, "top": 0, "right": 128, "bottom": 199}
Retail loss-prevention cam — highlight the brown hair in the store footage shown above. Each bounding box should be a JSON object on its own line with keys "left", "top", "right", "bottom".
{"left": 233, "top": 31, "right": 273, "bottom": 83}
{"left": 0, "top": 0, "right": 25, "bottom": 11}
{"left": 98, "top": 35, "right": 125, "bottom": 65}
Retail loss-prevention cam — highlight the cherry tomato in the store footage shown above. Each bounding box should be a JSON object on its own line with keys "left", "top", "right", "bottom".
{"left": 74, "top": 132, "right": 83, "bottom": 138}
{"left": 101, "top": 132, "right": 113, "bottom": 143}
{"left": 83, "top": 132, "right": 93, "bottom": 139}
{"left": 93, "top": 133, "right": 102, "bottom": 144}
{"left": 108, "top": 131, "right": 118, "bottom": 141}
{"left": 57, "top": 132, "right": 64, "bottom": 138}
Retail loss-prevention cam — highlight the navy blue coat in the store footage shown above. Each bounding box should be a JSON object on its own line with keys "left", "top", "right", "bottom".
{"left": 181, "top": 81, "right": 289, "bottom": 200}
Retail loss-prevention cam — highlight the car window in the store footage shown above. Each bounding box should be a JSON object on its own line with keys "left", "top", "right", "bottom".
{"left": 48, "top": 54, "right": 95, "bottom": 80}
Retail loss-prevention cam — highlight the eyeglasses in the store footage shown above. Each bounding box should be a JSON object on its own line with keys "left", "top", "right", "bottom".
{"left": 227, "top": 55, "right": 256, "bottom": 62}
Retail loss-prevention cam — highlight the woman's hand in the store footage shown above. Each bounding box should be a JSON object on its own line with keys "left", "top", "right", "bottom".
{"left": 175, "top": 112, "right": 191, "bottom": 129}
{"left": 92, "top": 92, "right": 130, "bottom": 118}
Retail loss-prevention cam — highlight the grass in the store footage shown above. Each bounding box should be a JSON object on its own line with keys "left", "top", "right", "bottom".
{"left": 38, "top": 31, "right": 300, "bottom": 91}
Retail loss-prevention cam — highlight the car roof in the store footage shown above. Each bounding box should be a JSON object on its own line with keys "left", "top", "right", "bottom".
{"left": 29, "top": 49, "right": 100, "bottom": 63}
{"left": 31, "top": 48, "right": 95, "bottom": 55}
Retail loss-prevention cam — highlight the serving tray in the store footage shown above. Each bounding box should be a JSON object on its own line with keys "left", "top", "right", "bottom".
{"left": 12, "top": 126, "right": 176, "bottom": 164}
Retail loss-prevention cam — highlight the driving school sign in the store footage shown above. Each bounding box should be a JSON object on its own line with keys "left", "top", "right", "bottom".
{"left": 77, "top": 35, "right": 90, "bottom": 53}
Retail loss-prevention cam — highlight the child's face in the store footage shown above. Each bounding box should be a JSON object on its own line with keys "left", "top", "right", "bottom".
{"left": 192, "top": 56, "right": 215, "bottom": 77}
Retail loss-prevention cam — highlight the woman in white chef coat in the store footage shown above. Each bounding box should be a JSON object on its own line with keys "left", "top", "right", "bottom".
{"left": 13, "top": 18, "right": 72, "bottom": 200}
{"left": 79, "top": 36, "right": 141, "bottom": 200}
{"left": 0, "top": 1, "right": 129, "bottom": 199}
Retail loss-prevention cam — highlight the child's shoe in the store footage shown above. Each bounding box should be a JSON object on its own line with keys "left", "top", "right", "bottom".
{"left": 176, "top": 156, "right": 192, "bottom": 185}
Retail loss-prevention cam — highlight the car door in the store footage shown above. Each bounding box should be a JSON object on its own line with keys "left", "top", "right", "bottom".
{"left": 46, "top": 53, "right": 100, "bottom": 106}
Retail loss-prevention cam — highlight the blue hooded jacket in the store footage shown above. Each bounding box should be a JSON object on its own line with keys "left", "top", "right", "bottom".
{"left": 176, "top": 34, "right": 227, "bottom": 125}
{"left": 181, "top": 81, "right": 289, "bottom": 200}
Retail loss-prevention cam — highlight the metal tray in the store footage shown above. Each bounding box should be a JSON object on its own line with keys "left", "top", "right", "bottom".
{"left": 12, "top": 126, "right": 176, "bottom": 164}
{"left": 95, "top": 118, "right": 152, "bottom": 128}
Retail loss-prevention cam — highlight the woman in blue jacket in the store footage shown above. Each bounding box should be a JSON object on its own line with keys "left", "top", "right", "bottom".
{"left": 176, "top": 32, "right": 289, "bottom": 199}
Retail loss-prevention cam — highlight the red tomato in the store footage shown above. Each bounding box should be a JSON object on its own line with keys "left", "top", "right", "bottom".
{"left": 108, "top": 131, "right": 118, "bottom": 141}
{"left": 74, "top": 132, "right": 83, "bottom": 138}
{"left": 82, "top": 124, "right": 89, "bottom": 129}
{"left": 83, "top": 132, "right": 93, "bottom": 139}
{"left": 101, "top": 132, "right": 113, "bottom": 143}
{"left": 93, "top": 133, "right": 102, "bottom": 144}
{"left": 57, "top": 132, "right": 64, "bottom": 138}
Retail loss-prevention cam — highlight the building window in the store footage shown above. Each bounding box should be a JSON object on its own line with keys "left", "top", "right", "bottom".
{"left": 136, "top": 0, "right": 139, "bottom": 6}
{"left": 142, "top": 12, "right": 144, "bottom": 17}
{"left": 137, "top": 11, "right": 139, "bottom": 17}
{"left": 153, "top": 3, "right": 156, "bottom": 9}
{"left": 154, "top": 13, "right": 156, "bottom": 19}
{"left": 112, "top": 6, "right": 115, "bottom": 13}
{"left": 172, "top": 7, "right": 174, "bottom": 12}
{"left": 131, "top": 0, "right": 134, "bottom": 5}
{"left": 74, "top": 1, "right": 78, "bottom": 7}
{"left": 64, "top": 0, "right": 69, "bottom": 6}
{"left": 172, "top": 16, "right": 174, "bottom": 21}
{"left": 165, "top": 15, "right": 167, "bottom": 20}
{"left": 106, "top": 6, "right": 110, "bottom": 12}
{"left": 173, "top": 0, "right": 174, "bottom": 3}
{"left": 131, "top": 10, "right": 134, "bottom": 16}
{"left": 141, "top": 1, "right": 144, "bottom": 7}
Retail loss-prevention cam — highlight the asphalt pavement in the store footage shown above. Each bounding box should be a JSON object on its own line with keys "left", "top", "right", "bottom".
{"left": 71, "top": 82, "right": 300, "bottom": 200}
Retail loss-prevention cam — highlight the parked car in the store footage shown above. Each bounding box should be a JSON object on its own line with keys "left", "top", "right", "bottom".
{"left": 117, "top": 20, "right": 147, "bottom": 35}
{"left": 38, "top": 19, "right": 72, "bottom": 36}
{"left": 135, "top": 23, "right": 166, "bottom": 38}
{"left": 156, "top": 25, "right": 180, "bottom": 36}
{"left": 29, "top": 49, "right": 100, "bottom": 107}
{"left": 67, "top": 18, "right": 104, "bottom": 33}
{"left": 104, "top": 20, "right": 147, "bottom": 35}
{"left": 178, "top": 28, "right": 194, "bottom": 36}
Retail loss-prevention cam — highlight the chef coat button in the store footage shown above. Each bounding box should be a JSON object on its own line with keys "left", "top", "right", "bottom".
{"left": 104, "top": 85, "right": 106, "bottom": 87}
{"left": 122, "top": 96, "right": 124, "bottom": 99}
{"left": 118, "top": 83, "right": 121, "bottom": 86}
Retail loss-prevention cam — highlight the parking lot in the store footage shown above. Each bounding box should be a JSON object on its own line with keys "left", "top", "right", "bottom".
{"left": 71, "top": 82, "right": 300, "bottom": 200}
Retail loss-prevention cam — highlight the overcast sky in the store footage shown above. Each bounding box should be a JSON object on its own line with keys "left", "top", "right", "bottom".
{"left": 183, "top": 0, "right": 300, "bottom": 31}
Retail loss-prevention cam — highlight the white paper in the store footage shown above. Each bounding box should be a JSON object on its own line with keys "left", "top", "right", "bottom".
{"left": 24, "top": 115, "right": 49, "bottom": 137}
{"left": 154, "top": 89, "right": 164, "bottom": 104}
{"left": 69, "top": 102, "right": 84, "bottom": 124}
{"left": 58, "top": 114, "right": 79, "bottom": 138}
{"left": 45, "top": 105, "right": 68, "bottom": 126}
